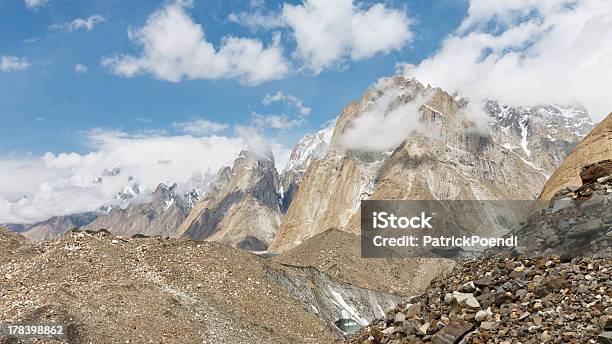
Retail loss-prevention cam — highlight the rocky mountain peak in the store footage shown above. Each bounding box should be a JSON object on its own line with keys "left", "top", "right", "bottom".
{"left": 172, "top": 149, "right": 282, "bottom": 250}
{"left": 227, "top": 150, "right": 279, "bottom": 195}
{"left": 270, "top": 75, "right": 593, "bottom": 253}
{"left": 116, "top": 183, "right": 140, "bottom": 203}
{"left": 153, "top": 182, "right": 177, "bottom": 199}
{"left": 280, "top": 126, "right": 333, "bottom": 211}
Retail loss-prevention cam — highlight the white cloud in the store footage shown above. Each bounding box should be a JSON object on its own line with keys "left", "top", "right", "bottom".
{"left": 67, "top": 15, "right": 106, "bottom": 31}
{"left": 250, "top": 112, "right": 303, "bottom": 131}
{"left": 235, "top": 125, "right": 291, "bottom": 167}
{"left": 228, "top": 11, "right": 284, "bottom": 31}
{"left": 339, "top": 82, "right": 429, "bottom": 151}
{"left": 262, "top": 91, "right": 311, "bottom": 115}
{"left": 282, "top": 0, "right": 412, "bottom": 73}
{"left": 74, "top": 64, "right": 88, "bottom": 74}
{"left": 172, "top": 119, "right": 228, "bottom": 135}
{"left": 0, "top": 127, "right": 291, "bottom": 224}
{"left": 102, "top": 1, "right": 288, "bottom": 85}
{"left": 0, "top": 56, "right": 30, "bottom": 72}
{"left": 409, "top": 0, "right": 612, "bottom": 122}
{"left": 25, "top": 0, "right": 47, "bottom": 10}
{"left": 51, "top": 15, "right": 106, "bottom": 32}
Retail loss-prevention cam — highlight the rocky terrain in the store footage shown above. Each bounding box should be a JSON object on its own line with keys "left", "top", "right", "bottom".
{"left": 171, "top": 150, "right": 283, "bottom": 250}
{"left": 346, "top": 116, "right": 612, "bottom": 344}
{"left": 506, "top": 159, "right": 612, "bottom": 258}
{"left": 348, "top": 255, "right": 611, "bottom": 344}
{"left": 0, "top": 228, "right": 408, "bottom": 343}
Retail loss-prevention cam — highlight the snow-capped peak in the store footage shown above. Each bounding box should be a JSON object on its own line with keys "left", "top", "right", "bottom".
{"left": 283, "top": 125, "right": 333, "bottom": 174}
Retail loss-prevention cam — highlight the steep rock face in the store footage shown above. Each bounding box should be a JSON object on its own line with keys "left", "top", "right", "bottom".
{"left": 172, "top": 150, "right": 282, "bottom": 250}
{"left": 18, "top": 213, "right": 99, "bottom": 241}
{"left": 539, "top": 113, "right": 612, "bottom": 200}
{"left": 280, "top": 127, "right": 333, "bottom": 211}
{"left": 83, "top": 183, "right": 195, "bottom": 237}
{"left": 270, "top": 77, "right": 590, "bottom": 253}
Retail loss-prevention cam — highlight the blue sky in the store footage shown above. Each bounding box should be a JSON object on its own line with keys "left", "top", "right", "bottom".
{"left": 2, "top": 0, "right": 611, "bottom": 224}
{"left": 0, "top": 0, "right": 467, "bottom": 156}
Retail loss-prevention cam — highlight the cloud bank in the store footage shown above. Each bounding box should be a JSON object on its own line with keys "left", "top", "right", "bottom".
{"left": 409, "top": 0, "right": 612, "bottom": 121}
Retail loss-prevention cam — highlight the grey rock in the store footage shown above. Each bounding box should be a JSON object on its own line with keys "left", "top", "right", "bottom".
{"left": 460, "top": 281, "right": 476, "bottom": 293}
{"left": 473, "top": 277, "right": 494, "bottom": 288}
{"left": 598, "top": 331, "right": 612, "bottom": 344}
{"left": 552, "top": 198, "right": 574, "bottom": 213}
{"left": 580, "top": 194, "right": 607, "bottom": 214}
{"left": 475, "top": 310, "right": 488, "bottom": 322}
{"left": 381, "top": 326, "right": 395, "bottom": 335}
{"left": 568, "top": 219, "right": 604, "bottom": 237}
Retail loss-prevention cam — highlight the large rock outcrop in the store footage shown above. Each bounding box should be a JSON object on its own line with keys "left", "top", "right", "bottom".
{"left": 539, "top": 113, "right": 612, "bottom": 200}
{"left": 172, "top": 150, "right": 283, "bottom": 250}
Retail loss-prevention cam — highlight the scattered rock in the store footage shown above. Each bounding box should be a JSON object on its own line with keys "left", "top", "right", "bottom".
{"left": 349, "top": 256, "right": 611, "bottom": 344}
{"left": 475, "top": 310, "right": 487, "bottom": 322}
